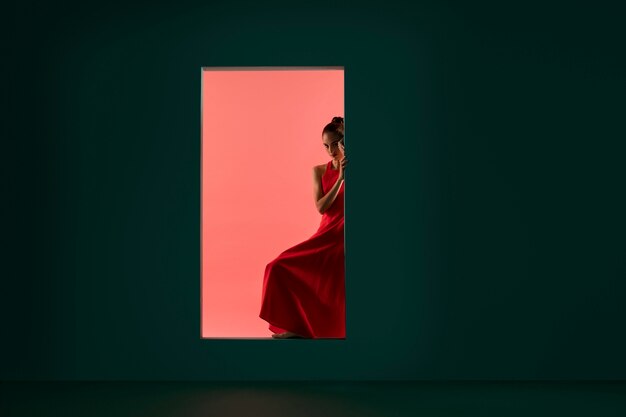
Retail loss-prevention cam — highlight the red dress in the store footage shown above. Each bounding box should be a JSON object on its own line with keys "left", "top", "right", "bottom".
{"left": 259, "top": 159, "right": 345, "bottom": 338}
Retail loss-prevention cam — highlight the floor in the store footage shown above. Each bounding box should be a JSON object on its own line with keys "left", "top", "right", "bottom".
{"left": 1, "top": 381, "right": 625, "bottom": 416}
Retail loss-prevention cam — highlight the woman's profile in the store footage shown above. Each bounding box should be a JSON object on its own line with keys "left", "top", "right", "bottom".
{"left": 259, "top": 116, "right": 347, "bottom": 339}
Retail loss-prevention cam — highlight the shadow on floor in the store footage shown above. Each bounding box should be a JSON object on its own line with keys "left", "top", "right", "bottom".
{"left": 1, "top": 381, "right": 625, "bottom": 416}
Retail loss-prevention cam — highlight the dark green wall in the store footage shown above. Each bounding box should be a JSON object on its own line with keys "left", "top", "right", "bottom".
{"left": 4, "top": 0, "right": 625, "bottom": 380}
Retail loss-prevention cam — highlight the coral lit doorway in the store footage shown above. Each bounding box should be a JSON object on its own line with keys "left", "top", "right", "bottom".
{"left": 201, "top": 66, "right": 345, "bottom": 338}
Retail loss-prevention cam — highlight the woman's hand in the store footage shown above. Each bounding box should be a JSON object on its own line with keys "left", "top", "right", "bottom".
{"left": 338, "top": 155, "right": 348, "bottom": 180}
{"left": 338, "top": 140, "right": 347, "bottom": 180}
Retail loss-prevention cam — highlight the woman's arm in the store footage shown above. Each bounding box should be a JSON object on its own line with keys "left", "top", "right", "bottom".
{"left": 312, "top": 166, "right": 343, "bottom": 215}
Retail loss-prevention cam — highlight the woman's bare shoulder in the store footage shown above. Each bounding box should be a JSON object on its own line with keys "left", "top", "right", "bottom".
{"left": 313, "top": 163, "right": 327, "bottom": 173}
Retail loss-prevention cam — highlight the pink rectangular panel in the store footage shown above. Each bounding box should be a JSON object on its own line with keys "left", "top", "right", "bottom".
{"left": 201, "top": 67, "right": 345, "bottom": 338}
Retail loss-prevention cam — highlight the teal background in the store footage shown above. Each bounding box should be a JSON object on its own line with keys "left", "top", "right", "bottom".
{"left": 3, "top": 0, "right": 625, "bottom": 380}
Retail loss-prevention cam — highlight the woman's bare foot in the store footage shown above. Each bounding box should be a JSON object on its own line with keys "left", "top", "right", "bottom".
{"left": 272, "top": 331, "right": 306, "bottom": 339}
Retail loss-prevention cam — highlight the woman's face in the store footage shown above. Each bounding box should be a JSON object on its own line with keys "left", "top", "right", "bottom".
{"left": 322, "top": 133, "right": 344, "bottom": 160}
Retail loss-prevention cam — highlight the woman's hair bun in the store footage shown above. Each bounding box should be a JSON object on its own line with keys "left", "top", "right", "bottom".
{"left": 322, "top": 116, "right": 344, "bottom": 139}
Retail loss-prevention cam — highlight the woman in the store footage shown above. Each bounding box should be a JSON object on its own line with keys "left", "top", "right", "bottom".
{"left": 259, "top": 116, "right": 347, "bottom": 339}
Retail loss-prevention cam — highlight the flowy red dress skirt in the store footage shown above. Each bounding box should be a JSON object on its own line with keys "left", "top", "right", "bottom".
{"left": 259, "top": 159, "right": 345, "bottom": 338}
